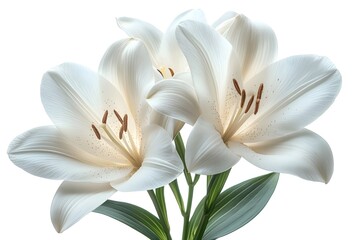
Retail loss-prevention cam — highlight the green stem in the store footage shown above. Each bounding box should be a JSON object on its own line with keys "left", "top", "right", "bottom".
{"left": 148, "top": 190, "right": 172, "bottom": 240}
{"left": 156, "top": 187, "right": 169, "bottom": 229}
{"left": 175, "top": 133, "right": 200, "bottom": 239}
{"left": 182, "top": 176, "right": 196, "bottom": 240}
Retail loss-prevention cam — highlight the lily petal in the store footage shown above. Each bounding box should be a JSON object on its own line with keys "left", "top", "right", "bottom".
{"left": 8, "top": 126, "right": 132, "bottom": 182}
{"left": 185, "top": 117, "right": 239, "bottom": 175}
{"left": 147, "top": 79, "right": 200, "bottom": 125}
{"left": 51, "top": 181, "right": 116, "bottom": 233}
{"left": 237, "top": 55, "right": 342, "bottom": 143}
{"left": 150, "top": 112, "right": 184, "bottom": 139}
{"left": 176, "top": 20, "right": 238, "bottom": 131}
{"left": 228, "top": 129, "right": 333, "bottom": 183}
{"left": 221, "top": 14, "right": 278, "bottom": 81}
{"left": 111, "top": 125, "right": 183, "bottom": 191}
{"left": 159, "top": 9, "right": 206, "bottom": 72}
{"left": 99, "top": 39, "right": 154, "bottom": 120}
{"left": 116, "top": 17, "right": 162, "bottom": 65}
{"left": 41, "top": 63, "right": 130, "bottom": 163}
{"left": 212, "top": 11, "right": 238, "bottom": 29}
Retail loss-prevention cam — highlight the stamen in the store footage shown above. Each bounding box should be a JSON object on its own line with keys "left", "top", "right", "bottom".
{"left": 123, "top": 114, "right": 128, "bottom": 132}
{"left": 254, "top": 99, "right": 260, "bottom": 115}
{"left": 114, "top": 110, "right": 123, "bottom": 124}
{"left": 245, "top": 95, "right": 255, "bottom": 113}
{"left": 257, "top": 83, "right": 264, "bottom": 100}
{"left": 157, "top": 69, "right": 164, "bottom": 78}
{"left": 102, "top": 110, "right": 108, "bottom": 124}
{"left": 241, "top": 89, "right": 246, "bottom": 108}
{"left": 168, "top": 68, "right": 175, "bottom": 77}
{"left": 233, "top": 79, "right": 241, "bottom": 95}
{"left": 91, "top": 124, "right": 101, "bottom": 140}
{"left": 119, "top": 126, "right": 124, "bottom": 140}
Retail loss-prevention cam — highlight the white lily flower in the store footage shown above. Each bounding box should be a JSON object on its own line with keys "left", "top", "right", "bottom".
{"left": 8, "top": 38, "right": 183, "bottom": 233}
{"left": 116, "top": 10, "right": 205, "bottom": 136}
{"left": 147, "top": 18, "right": 341, "bottom": 183}
{"left": 117, "top": 9, "right": 205, "bottom": 79}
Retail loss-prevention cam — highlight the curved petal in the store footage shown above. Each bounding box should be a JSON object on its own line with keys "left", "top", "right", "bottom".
{"left": 147, "top": 79, "right": 200, "bottom": 125}
{"left": 236, "top": 55, "right": 342, "bottom": 142}
{"left": 111, "top": 125, "right": 183, "bottom": 191}
{"left": 41, "top": 63, "right": 131, "bottom": 164}
{"left": 212, "top": 11, "right": 238, "bottom": 29}
{"left": 185, "top": 117, "right": 239, "bottom": 175}
{"left": 51, "top": 181, "right": 116, "bottom": 233}
{"left": 228, "top": 129, "right": 334, "bottom": 183}
{"left": 158, "top": 9, "right": 206, "bottom": 72}
{"left": 176, "top": 20, "right": 239, "bottom": 131}
{"left": 99, "top": 38, "right": 154, "bottom": 125}
{"left": 116, "top": 17, "right": 162, "bottom": 65}
{"left": 150, "top": 113, "right": 184, "bottom": 139}
{"left": 8, "top": 126, "right": 132, "bottom": 182}
{"left": 221, "top": 14, "right": 278, "bottom": 81}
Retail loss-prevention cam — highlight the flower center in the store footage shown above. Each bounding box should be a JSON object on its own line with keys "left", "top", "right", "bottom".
{"left": 223, "top": 79, "right": 264, "bottom": 142}
{"left": 157, "top": 67, "right": 175, "bottom": 79}
{"left": 91, "top": 110, "right": 140, "bottom": 168}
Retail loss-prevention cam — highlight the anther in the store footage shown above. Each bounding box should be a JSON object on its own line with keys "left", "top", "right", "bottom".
{"left": 245, "top": 95, "right": 255, "bottom": 114}
{"left": 168, "top": 68, "right": 175, "bottom": 77}
{"left": 241, "top": 89, "right": 246, "bottom": 108}
{"left": 157, "top": 69, "right": 164, "bottom": 78}
{"left": 119, "top": 126, "right": 124, "bottom": 140}
{"left": 254, "top": 99, "right": 260, "bottom": 115}
{"left": 114, "top": 110, "right": 123, "bottom": 124}
{"left": 91, "top": 124, "right": 101, "bottom": 140}
{"left": 102, "top": 110, "right": 108, "bottom": 124}
{"left": 233, "top": 79, "right": 241, "bottom": 95}
{"left": 257, "top": 83, "right": 264, "bottom": 100}
{"left": 123, "top": 114, "right": 128, "bottom": 132}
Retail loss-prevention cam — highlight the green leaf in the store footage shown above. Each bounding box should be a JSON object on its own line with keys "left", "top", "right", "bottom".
{"left": 203, "top": 172, "right": 279, "bottom": 240}
{"left": 190, "top": 169, "right": 231, "bottom": 240}
{"left": 205, "top": 169, "right": 231, "bottom": 212}
{"left": 169, "top": 180, "right": 185, "bottom": 215}
{"left": 94, "top": 200, "right": 167, "bottom": 240}
{"left": 188, "top": 197, "right": 205, "bottom": 239}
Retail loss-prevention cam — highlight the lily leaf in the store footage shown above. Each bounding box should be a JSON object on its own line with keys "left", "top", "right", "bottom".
{"left": 203, "top": 172, "right": 279, "bottom": 240}
{"left": 205, "top": 169, "right": 231, "bottom": 212}
{"left": 94, "top": 200, "right": 167, "bottom": 240}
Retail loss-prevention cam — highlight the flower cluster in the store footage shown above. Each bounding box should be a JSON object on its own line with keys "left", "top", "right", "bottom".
{"left": 8, "top": 9, "right": 341, "bottom": 239}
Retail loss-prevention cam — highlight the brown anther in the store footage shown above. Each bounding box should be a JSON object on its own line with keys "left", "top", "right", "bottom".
{"left": 254, "top": 99, "right": 260, "bottom": 115}
{"left": 114, "top": 110, "right": 123, "bottom": 124}
{"left": 91, "top": 124, "right": 101, "bottom": 140}
{"left": 168, "top": 68, "right": 175, "bottom": 77}
{"left": 123, "top": 114, "right": 128, "bottom": 132}
{"left": 240, "top": 89, "right": 246, "bottom": 108}
{"left": 102, "top": 110, "right": 108, "bottom": 124}
{"left": 119, "top": 126, "right": 124, "bottom": 140}
{"left": 157, "top": 69, "right": 164, "bottom": 78}
{"left": 245, "top": 95, "right": 255, "bottom": 113}
{"left": 257, "top": 83, "right": 264, "bottom": 100}
{"left": 233, "top": 79, "right": 241, "bottom": 95}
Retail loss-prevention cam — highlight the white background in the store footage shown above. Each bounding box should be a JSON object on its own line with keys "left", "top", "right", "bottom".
{"left": 0, "top": 0, "right": 358, "bottom": 239}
